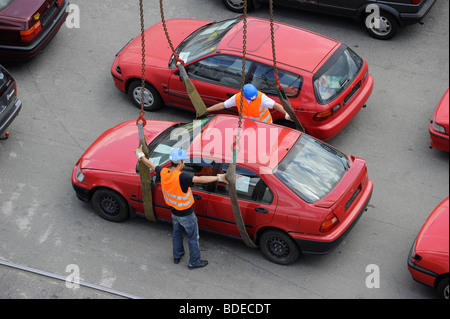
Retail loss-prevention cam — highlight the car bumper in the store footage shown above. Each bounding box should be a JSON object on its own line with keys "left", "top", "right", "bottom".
{"left": 429, "top": 127, "right": 449, "bottom": 152}
{"left": 0, "top": 99, "right": 22, "bottom": 135}
{"left": 0, "top": 0, "right": 69, "bottom": 61}
{"left": 407, "top": 241, "right": 438, "bottom": 288}
{"left": 71, "top": 164, "right": 91, "bottom": 203}
{"left": 306, "top": 74, "right": 374, "bottom": 141}
{"left": 400, "top": 0, "right": 437, "bottom": 25}
{"left": 291, "top": 180, "right": 373, "bottom": 255}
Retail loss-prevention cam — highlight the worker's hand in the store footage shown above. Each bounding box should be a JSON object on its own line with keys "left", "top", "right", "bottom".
{"left": 135, "top": 145, "right": 145, "bottom": 160}
{"left": 196, "top": 111, "right": 209, "bottom": 119}
{"left": 285, "top": 112, "right": 294, "bottom": 122}
{"left": 217, "top": 174, "right": 229, "bottom": 184}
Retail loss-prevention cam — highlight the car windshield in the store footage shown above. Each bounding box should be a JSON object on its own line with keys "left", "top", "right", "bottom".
{"left": 147, "top": 117, "right": 213, "bottom": 166}
{"left": 314, "top": 48, "right": 363, "bottom": 104}
{"left": 274, "top": 134, "right": 349, "bottom": 203}
{"left": 0, "top": 0, "right": 13, "bottom": 11}
{"left": 171, "top": 18, "right": 241, "bottom": 66}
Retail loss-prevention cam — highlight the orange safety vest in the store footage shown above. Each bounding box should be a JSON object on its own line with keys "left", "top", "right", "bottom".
{"left": 160, "top": 168, "right": 194, "bottom": 211}
{"left": 234, "top": 91, "right": 273, "bottom": 123}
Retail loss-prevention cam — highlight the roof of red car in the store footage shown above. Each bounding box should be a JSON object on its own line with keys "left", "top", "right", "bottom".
{"left": 218, "top": 17, "right": 340, "bottom": 73}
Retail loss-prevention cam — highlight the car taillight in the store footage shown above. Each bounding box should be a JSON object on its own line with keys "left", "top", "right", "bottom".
{"left": 320, "top": 212, "right": 339, "bottom": 233}
{"left": 14, "top": 82, "right": 17, "bottom": 97}
{"left": 58, "top": 0, "right": 64, "bottom": 6}
{"left": 313, "top": 105, "right": 341, "bottom": 122}
{"left": 411, "top": 0, "right": 422, "bottom": 4}
{"left": 20, "top": 21, "right": 42, "bottom": 42}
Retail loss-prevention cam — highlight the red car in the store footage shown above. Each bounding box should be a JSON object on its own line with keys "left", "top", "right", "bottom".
{"left": 72, "top": 115, "right": 373, "bottom": 265}
{"left": 429, "top": 89, "right": 449, "bottom": 152}
{"left": 408, "top": 197, "right": 449, "bottom": 299}
{"left": 0, "top": 0, "right": 69, "bottom": 61}
{"left": 111, "top": 17, "right": 374, "bottom": 141}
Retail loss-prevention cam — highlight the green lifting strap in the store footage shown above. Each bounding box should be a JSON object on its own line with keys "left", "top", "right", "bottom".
{"left": 137, "top": 122, "right": 157, "bottom": 222}
{"left": 177, "top": 62, "right": 208, "bottom": 118}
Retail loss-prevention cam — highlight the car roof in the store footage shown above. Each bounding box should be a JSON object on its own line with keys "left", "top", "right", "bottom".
{"left": 193, "top": 115, "right": 301, "bottom": 169}
{"left": 217, "top": 17, "right": 341, "bottom": 73}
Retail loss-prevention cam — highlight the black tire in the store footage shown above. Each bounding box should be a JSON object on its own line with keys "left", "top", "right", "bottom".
{"left": 127, "top": 80, "right": 163, "bottom": 111}
{"left": 260, "top": 229, "right": 300, "bottom": 265}
{"left": 437, "top": 277, "right": 449, "bottom": 300}
{"left": 364, "top": 11, "right": 399, "bottom": 40}
{"left": 221, "top": 0, "right": 254, "bottom": 13}
{"left": 92, "top": 188, "right": 129, "bottom": 222}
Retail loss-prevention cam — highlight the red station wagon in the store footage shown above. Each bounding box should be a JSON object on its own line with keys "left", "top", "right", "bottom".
{"left": 0, "top": 0, "right": 69, "bottom": 61}
{"left": 72, "top": 115, "right": 373, "bottom": 264}
{"left": 111, "top": 17, "right": 374, "bottom": 141}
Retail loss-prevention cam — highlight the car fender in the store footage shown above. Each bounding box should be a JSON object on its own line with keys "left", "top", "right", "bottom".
{"left": 356, "top": 2, "right": 403, "bottom": 26}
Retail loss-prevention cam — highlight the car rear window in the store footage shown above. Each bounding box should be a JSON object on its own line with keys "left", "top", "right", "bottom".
{"left": 0, "top": 68, "right": 8, "bottom": 90}
{"left": 273, "top": 134, "right": 349, "bottom": 203}
{"left": 0, "top": 0, "right": 13, "bottom": 11}
{"left": 313, "top": 47, "right": 363, "bottom": 104}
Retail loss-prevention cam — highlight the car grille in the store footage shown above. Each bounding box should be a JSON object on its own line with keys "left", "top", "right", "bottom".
{"left": 343, "top": 81, "right": 361, "bottom": 106}
{"left": 345, "top": 186, "right": 361, "bottom": 211}
{"left": 41, "top": 1, "right": 58, "bottom": 27}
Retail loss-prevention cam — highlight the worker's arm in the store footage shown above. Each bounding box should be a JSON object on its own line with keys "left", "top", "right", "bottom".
{"left": 206, "top": 102, "right": 226, "bottom": 113}
{"left": 193, "top": 174, "right": 228, "bottom": 184}
{"left": 135, "top": 145, "right": 157, "bottom": 170}
{"left": 273, "top": 101, "right": 294, "bottom": 122}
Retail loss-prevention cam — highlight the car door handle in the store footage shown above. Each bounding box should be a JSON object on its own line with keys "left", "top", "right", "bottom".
{"left": 255, "top": 207, "right": 268, "bottom": 214}
{"left": 193, "top": 194, "right": 202, "bottom": 200}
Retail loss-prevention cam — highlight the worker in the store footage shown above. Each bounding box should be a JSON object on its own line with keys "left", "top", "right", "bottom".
{"left": 206, "top": 83, "right": 293, "bottom": 124}
{"left": 135, "top": 146, "right": 228, "bottom": 269}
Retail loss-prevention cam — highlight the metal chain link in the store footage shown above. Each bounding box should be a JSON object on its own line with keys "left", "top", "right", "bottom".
{"left": 269, "top": 0, "right": 280, "bottom": 87}
{"left": 138, "top": 0, "right": 146, "bottom": 125}
{"left": 159, "top": 0, "right": 182, "bottom": 63}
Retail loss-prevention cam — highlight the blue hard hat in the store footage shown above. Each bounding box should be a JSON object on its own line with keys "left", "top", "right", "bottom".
{"left": 169, "top": 148, "right": 189, "bottom": 163}
{"left": 243, "top": 84, "right": 258, "bottom": 101}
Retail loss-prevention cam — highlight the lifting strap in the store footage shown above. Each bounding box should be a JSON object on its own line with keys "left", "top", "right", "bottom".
{"left": 137, "top": 0, "right": 156, "bottom": 222}
{"left": 159, "top": 0, "right": 208, "bottom": 118}
{"left": 269, "top": 0, "right": 305, "bottom": 133}
{"left": 225, "top": 0, "right": 258, "bottom": 249}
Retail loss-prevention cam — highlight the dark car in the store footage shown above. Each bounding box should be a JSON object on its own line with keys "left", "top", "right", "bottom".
{"left": 0, "top": 0, "right": 69, "bottom": 61}
{"left": 221, "top": 0, "right": 437, "bottom": 40}
{"left": 0, "top": 64, "right": 21, "bottom": 139}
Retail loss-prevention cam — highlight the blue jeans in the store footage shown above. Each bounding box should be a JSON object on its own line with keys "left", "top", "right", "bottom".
{"left": 171, "top": 212, "right": 201, "bottom": 267}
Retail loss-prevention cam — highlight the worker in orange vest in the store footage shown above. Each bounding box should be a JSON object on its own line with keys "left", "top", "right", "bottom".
{"left": 206, "top": 83, "right": 292, "bottom": 123}
{"left": 135, "top": 146, "right": 227, "bottom": 269}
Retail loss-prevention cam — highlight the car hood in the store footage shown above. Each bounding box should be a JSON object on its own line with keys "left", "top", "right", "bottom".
{"left": 79, "top": 120, "right": 176, "bottom": 174}
{"left": 119, "top": 19, "right": 210, "bottom": 68}
{"left": 434, "top": 89, "right": 449, "bottom": 129}
{"left": 415, "top": 197, "right": 449, "bottom": 254}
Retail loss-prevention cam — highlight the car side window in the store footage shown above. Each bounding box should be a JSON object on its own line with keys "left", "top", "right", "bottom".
{"left": 250, "top": 63, "right": 303, "bottom": 98}
{"left": 186, "top": 55, "right": 249, "bottom": 88}
{"left": 182, "top": 158, "right": 216, "bottom": 192}
{"left": 215, "top": 164, "right": 273, "bottom": 204}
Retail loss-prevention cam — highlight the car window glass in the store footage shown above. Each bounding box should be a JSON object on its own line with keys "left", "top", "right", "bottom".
{"left": 186, "top": 55, "right": 250, "bottom": 88}
{"left": 0, "top": 0, "right": 13, "bottom": 11}
{"left": 215, "top": 164, "right": 273, "bottom": 204}
{"left": 0, "top": 69, "right": 7, "bottom": 90}
{"left": 250, "top": 63, "right": 303, "bottom": 97}
{"left": 183, "top": 158, "right": 216, "bottom": 191}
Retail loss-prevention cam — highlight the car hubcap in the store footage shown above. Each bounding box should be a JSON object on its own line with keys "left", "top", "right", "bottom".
{"left": 133, "top": 87, "right": 153, "bottom": 107}
{"left": 445, "top": 284, "right": 449, "bottom": 299}
{"left": 99, "top": 195, "right": 120, "bottom": 217}
{"left": 371, "top": 16, "right": 391, "bottom": 35}
{"left": 267, "top": 237, "right": 290, "bottom": 258}
{"left": 226, "top": 0, "right": 244, "bottom": 9}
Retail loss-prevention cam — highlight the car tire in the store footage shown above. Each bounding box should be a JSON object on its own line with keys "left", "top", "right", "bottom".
{"left": 259, "top": 229, "right": 300, "bottom": 265}
{"left": 364, "top": 11, "right": 399, "bottom": 40}
{"left": 437, "top": 277, "right": 449, "bottom": 300}
{"left": 221, "top": 0, "right": 254, "bottom": 13}
{"left": 92, "top": 188, "right": 129, "bottom": 222}
{"left": 128, "top": 80, "right": 163, "bottom": 111}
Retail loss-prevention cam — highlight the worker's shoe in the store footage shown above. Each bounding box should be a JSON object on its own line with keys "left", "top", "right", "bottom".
{"left": 174, "top": 254, "right": 184, "bottom": 264}
{"left": 188, "top": 260, "right": 208, "bottom": 269}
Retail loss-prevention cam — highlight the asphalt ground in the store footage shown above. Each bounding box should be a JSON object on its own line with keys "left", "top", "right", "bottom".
{"left": 0, "top": 0, "right": 448, "bottom": 303}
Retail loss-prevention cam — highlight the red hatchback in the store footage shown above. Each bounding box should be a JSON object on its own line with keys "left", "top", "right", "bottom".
{"left": 0, "top": 0, "right": 69, "bottom": 61}
{"left": 72, "top": 115, "right": 373, "bottom": 265}
{"left": 111, "top": 17, "right": 374, "bottom": 141}
{"left": 429, "top": 89, "right": 449, "bottom": 152}
{"left": 408, "top": 197, "right": 449, "bottom": 299}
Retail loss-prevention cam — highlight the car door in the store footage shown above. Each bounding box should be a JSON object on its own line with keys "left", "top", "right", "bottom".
{"left": 318, "top": 0, "right": 366, "bottom": 17}
{"left": 206, "top": 163, "right": 277, "bottom": 239}
{"left": 167, "top": 54, "right": 251, "bottom": 112}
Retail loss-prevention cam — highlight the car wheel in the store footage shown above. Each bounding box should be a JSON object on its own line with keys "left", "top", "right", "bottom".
{"left": 92, "top": 188, "right": 129, "bottom": 222}
{"left": 128, "top": 80, "right": 163, "bottom": 111}
{"left": 364, "top": 11, "right": 399, "bottom": 40}
{"left": 221, "top": 0, "right": 253, "bottom": 13}
{"left": 260, "top": 229, "right": 299, "bottom": 265}
{"left": 437, "top": 277, "right": 449, "bottom": 300}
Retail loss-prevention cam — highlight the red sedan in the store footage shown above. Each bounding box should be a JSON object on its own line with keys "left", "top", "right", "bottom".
{"left": 408, "top": 197, "right": 449, "bottom": 299}
{"left": 429, "top": 89, "right": 449, "bottom": 152}
{"left": 72, "top": 115, "right": 373, "bottom": 265}
{"left": 0, "top": 0, "right": 68, "bottom": 61}
{"left": 111, "top": 17, "right": 374, "bottom": 141}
